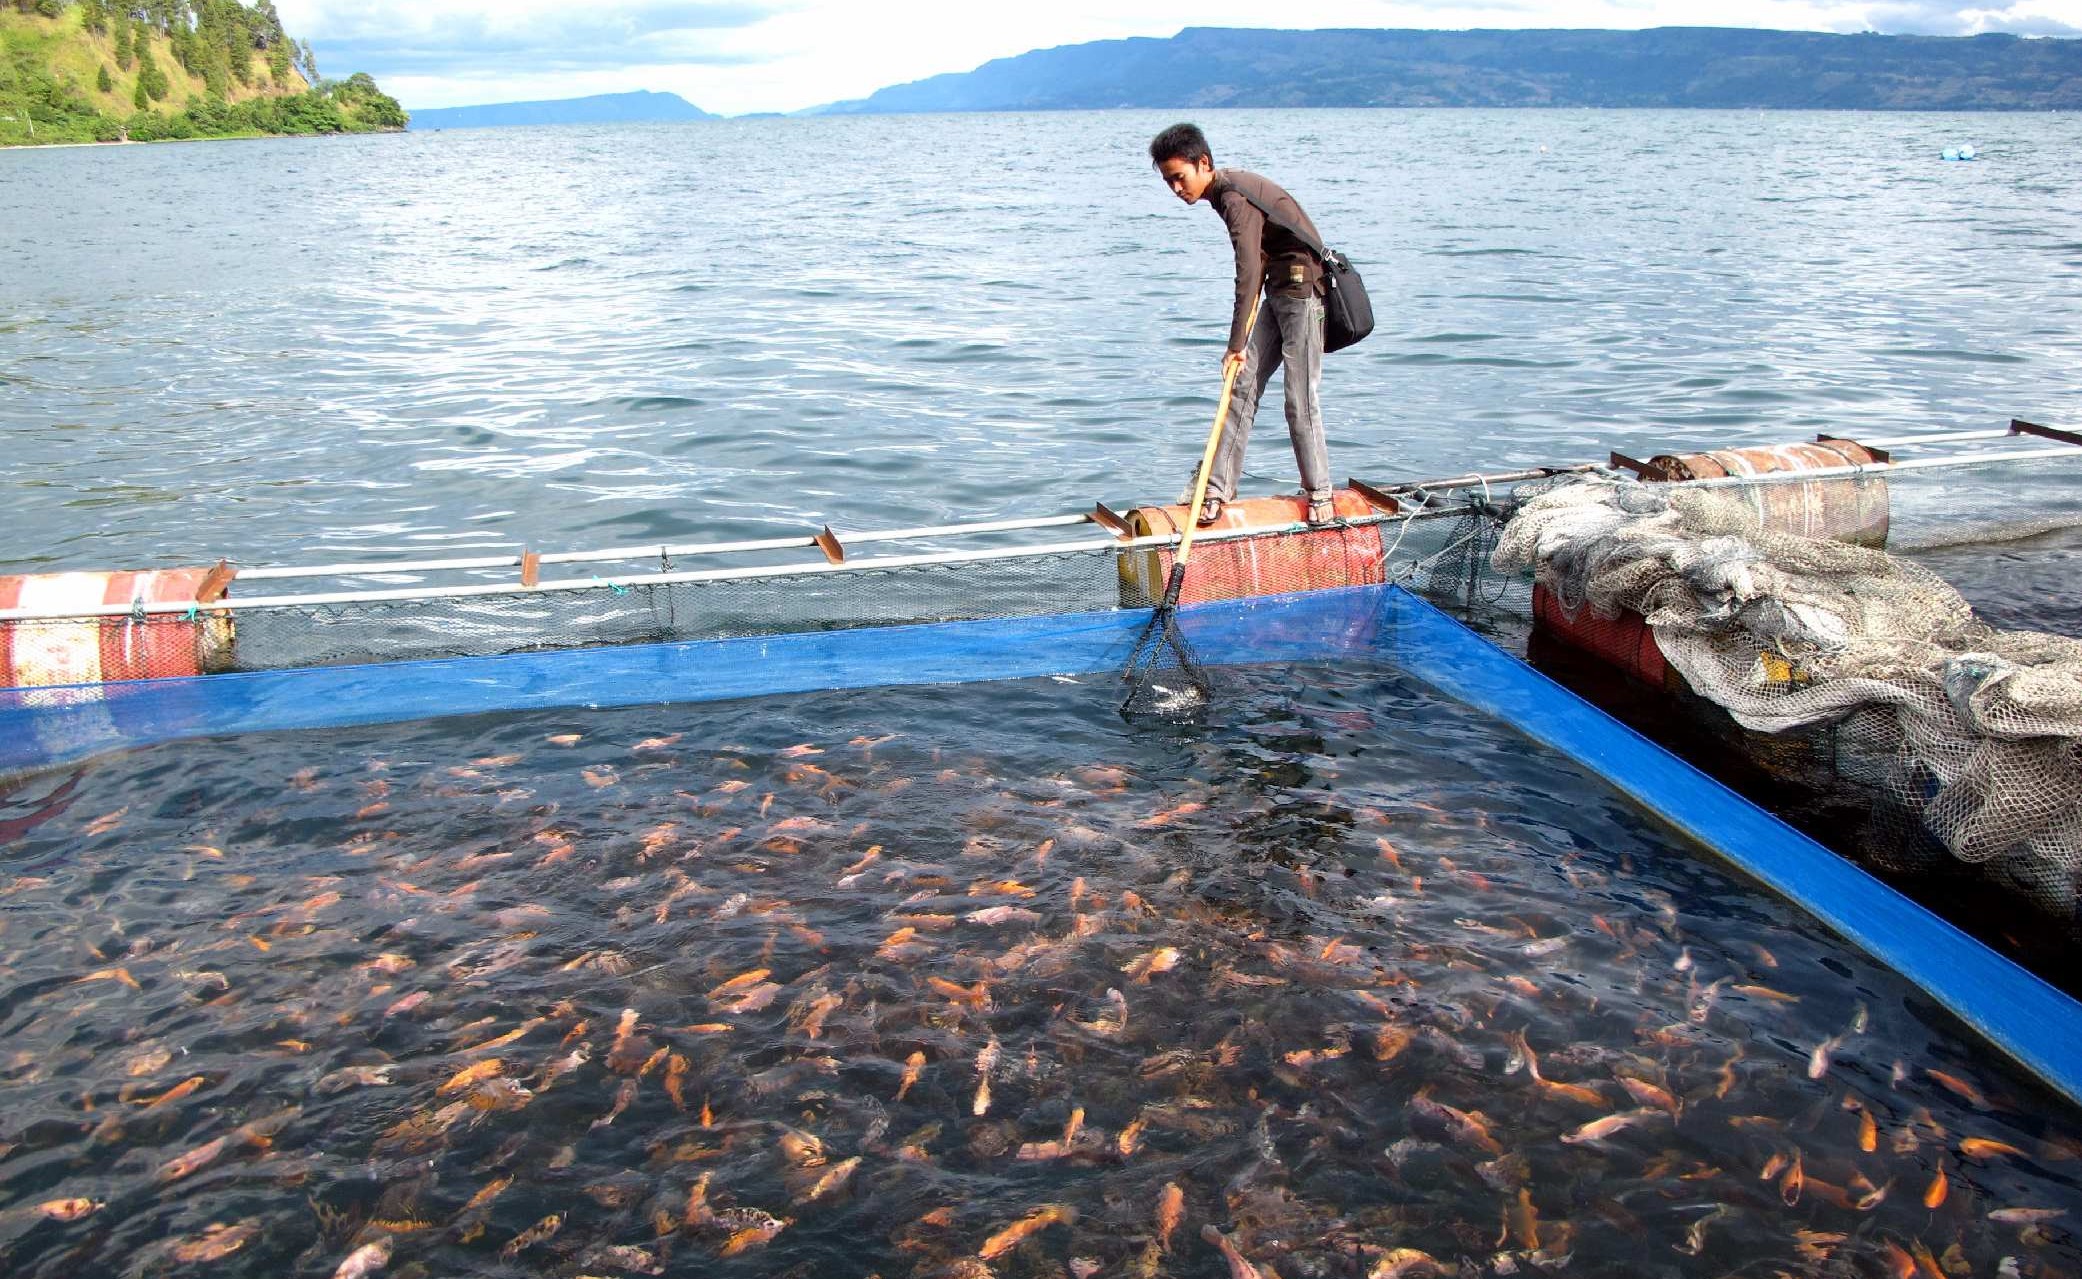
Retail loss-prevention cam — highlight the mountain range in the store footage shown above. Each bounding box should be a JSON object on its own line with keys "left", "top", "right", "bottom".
{"left": 407, "top": 90, "right": 713, "bottom": 130}
{"left": 811, "top": 26, "right": 2082, "bottom": 113}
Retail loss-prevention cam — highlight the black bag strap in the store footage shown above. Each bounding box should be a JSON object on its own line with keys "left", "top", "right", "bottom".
{"left": 1229, "top": 183, "right": 1334, "bottom": 262}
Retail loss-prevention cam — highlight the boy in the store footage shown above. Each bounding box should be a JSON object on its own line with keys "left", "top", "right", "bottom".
{"left": 1149, "top": 122, "right": 1334, "bottom": 527}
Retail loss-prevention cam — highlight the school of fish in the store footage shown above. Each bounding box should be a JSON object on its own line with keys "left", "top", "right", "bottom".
{"left": 1, "top": 669, "right": 2080, "bottom": 1277}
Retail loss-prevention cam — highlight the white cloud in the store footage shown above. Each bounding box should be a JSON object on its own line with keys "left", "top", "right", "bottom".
{"left": 272, "top": 0, "right": 2082, "bottom": 115}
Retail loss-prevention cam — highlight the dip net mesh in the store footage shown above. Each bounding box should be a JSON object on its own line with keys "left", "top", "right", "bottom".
{"left": 1494, "top": 476, "right": 2082, "bottom": 928}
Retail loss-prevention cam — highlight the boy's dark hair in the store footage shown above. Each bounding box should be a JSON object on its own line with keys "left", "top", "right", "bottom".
{"left": 1149, "top": 122, "right": 1211, "bottom": 168}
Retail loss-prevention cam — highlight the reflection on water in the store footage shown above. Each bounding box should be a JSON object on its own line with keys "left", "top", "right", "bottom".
{"left": 2, "top": 664, "right": 2079, "bottom": 1276}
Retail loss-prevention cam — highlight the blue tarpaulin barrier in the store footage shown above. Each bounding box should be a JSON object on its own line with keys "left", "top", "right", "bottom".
{"left": 5, "top": 583, "right": 2080, "bottom": 1104}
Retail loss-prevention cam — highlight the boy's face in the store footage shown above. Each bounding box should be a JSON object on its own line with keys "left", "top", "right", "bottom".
{"left": 1157, "top": 155, "right": 1216, "bottom": 205}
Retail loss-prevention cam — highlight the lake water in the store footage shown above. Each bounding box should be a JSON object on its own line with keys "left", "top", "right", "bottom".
{"left": 3, "top": 660, "right": 2079, "bottom": 1277}
{"left": 4, "top": 110, "right": 2082, "bottom": 576}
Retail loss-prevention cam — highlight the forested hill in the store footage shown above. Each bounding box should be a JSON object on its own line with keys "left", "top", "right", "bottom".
{"left": 0, "top": 0, "right": 405, "bottom": 146}
{"left": 814, "top": 26, "right": 2082, "bottom": 113}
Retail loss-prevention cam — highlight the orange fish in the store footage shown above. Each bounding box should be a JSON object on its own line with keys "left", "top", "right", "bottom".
{"left": 1926, "top": 1069, "right": 1988, "bottom": 1109}
{"left": 1923, "top": 1165, "right": 1948, "bottom": 1209}
{"left": 1156, "top": 1182, "right": 1185, "bottom": 1253}
{"left": 437, "top": 1059, "right": 505, "bottom": 1095}
{"left": 155, "top": 1134, "right": 231, "bottom": 1182}
{"left": 169, "top": 1221, "right": 260, "bottom": 1261}
{"left": 896, "top": 1050, "right": 926, "bottom": 1101}
{"left": 137, "top": 1075, "right": 209, "bottom": 1110}
{"left": 34, "top": 1198, "right": 104, "bottom": 1222}
{"left": 1960, "top": 1137, "right": 2025, "bottom": 1160}
{"left": 979, "top": 1204, "right": 1075, "bottom": 1260}
{"left": 1559, "top": 1109, "right": 1662, "bottom": 1145}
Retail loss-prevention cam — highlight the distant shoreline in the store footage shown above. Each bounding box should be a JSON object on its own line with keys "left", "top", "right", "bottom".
{"left": 1, "top": 127, "right": 405, "bottom": 152}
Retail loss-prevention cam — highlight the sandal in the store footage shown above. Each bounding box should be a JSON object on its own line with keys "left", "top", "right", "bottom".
{"left": 1195, "top": 495, "right": 1226, "bottom": 528}
{"left": 1305, "top": 498, "right": 1337, "bottom": 528}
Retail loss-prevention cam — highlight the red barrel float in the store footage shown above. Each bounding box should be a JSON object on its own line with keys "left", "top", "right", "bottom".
{"left": 0, "top": 566, "right": 234, "bottom": 688}
{"left": 1118, "top": 490, "right": 1386, "bottom": 607}
{"left": 1643, "top": 438, "right": 1889, "bottom": 548}
{"left": 1531, "top": 581, "right": 1674, "bottom": 689}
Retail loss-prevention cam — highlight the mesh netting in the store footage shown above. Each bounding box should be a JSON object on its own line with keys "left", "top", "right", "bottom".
{"left": 1495, "top": 476, "right": 2082, "bottom": 927}
{"left": 0, "top": 510, "right": 1516, "bottom": 685}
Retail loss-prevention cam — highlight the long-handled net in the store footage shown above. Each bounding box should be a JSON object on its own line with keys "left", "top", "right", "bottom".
{"left": 1122, "top": 300, "right": 1261, "bottom": 721}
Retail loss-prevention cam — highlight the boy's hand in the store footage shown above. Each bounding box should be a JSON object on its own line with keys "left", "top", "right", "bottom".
{"left": 1223, "top": 350, "right": 1247, "bottom": 375}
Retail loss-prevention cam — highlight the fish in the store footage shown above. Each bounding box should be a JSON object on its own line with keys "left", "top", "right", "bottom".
{"left": 1672, "top": 1205, "right": 1729, "bottom": 1256}
{"left": 1616, "top": 1076, "right": 1678, "bottom": 1115}
{"left": 1987, "top": 1207, "right": 2066, "bottom": 1224}
{"left": 74, "top": 966, "right": 140, "bottom": 990}
{"left": 980, "top": 1204, "right": 1076, "bottom": 1260}
{"left": 792, "top": 1155, "right": 861, "bottom": 1204}
{"left": 1960, "top": 1137, "right": 2027, "bottom": 1160}
{"left": 1367, "top": 1248, "right": 1445, "bottom": 1278}
{"left": 1809, "top": 1034, "right": 1844, "bottom": 1080}
{"left": 967, "top": 905, "right": 1044, "bottom": 927}
{"left": 34, "top": 1198, "right": 104, "bottom": 1221}
{"left": 1122, "top": 946, "right": 1184, "bottom": 983}
{"left": 1924, "top": 1165, "right": 1948, "bottom": 1208}
{"left": 1504, "top": 1186, "right": 1540, "bottom": 1250}
{"left": 136, "top": 1074, "right": 209, "bottom": 1110}
{"left": 316, "top": 1065, "right": 397, "bottom": 1095}
{"left": 155, "top": 1134, "right": 232, "bottom": 1182}
{"left": 1201, "top": 1225, "right": 1268, "bottom": 1279}
{"left": 896, "top": 1050, "right": 926, "bottom": 1101}
{"left": 500, "top": 1213, "right": 562, "bottom": 1258}
{"left": 1409, "top": 1094, "right": 1503, "bottom": 1155}
{"left": 715, "top": 1207, "right": 790, "bottom": 1254}
{"left": 664, "top": 1052, "right": 691, "bottom": 1109}
{"left": 436, "top": 1058, "right": 504, "bottom": 1094}
{"left": 170, "top": 1221, "right": 261, "bottom": 1261}
{"left": 331, "top": 1237, "right": 393, "bottom": 1279}
{"left": 1559, "top": 1108, "right": 1664, "bottom": 1145}
{"left": 1156, "top": 1182, "right": 1186, "bottom": 1253}
{"left": 1118, "top": 1115, "right": 1149, "bottom": 1158}
{"left": 1926, "top": 1068, "right": 1989, "bottom": 1109}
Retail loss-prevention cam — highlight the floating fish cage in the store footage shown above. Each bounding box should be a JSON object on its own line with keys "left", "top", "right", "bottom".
{"left": 3, "top": 425, "right": 2082, "bottom": 1277}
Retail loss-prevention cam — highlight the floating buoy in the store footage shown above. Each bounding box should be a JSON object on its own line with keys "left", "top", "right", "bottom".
{"left": 1119, "top": 491, "right": 1386, "bottom": 608}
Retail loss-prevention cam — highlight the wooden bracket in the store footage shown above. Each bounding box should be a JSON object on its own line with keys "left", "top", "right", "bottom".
{"left": 1345, "top": 477, "right": 1402, "bottom": 515}
{"left": 2013, "top": 418, "right": 2082, "bottom": 447}
{"left": 1818, "top": 434, "right": 1888, "bottom": 463}
{"left": 197, "top": 558, "right": 237, "bottom": 603}
{"left": 814, "top": 526, "right": 846, "bottom": 565}
{"left": 1609, "top": 451, "right": 1654, "bottom": 478}
{"left": 1089, "top": 502, "right": 1133, "bottom": 541}
{"left": 520, "top": 551, "right": 541, "bottom": 588}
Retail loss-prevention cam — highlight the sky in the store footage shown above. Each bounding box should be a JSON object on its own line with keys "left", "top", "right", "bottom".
{"left": 271, "top": 0, "right": 2082, "bottom": 115}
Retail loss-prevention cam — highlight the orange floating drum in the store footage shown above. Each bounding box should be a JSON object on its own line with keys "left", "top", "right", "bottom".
{"left": 1530, "top": 582, "right": 1674, "bottom": 690}
{"left": 1118, "top": 490, "right": 1386, "bottom": 608}
{"left": 0, "top": 565, "right": 234, "bottom": 689}
{"left": 1642, "top": 439, "right": 1889, "bottom": 548}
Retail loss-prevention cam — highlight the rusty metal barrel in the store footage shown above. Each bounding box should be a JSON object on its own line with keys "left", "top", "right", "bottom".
{"left": 0, "top": 567, "right": 234, "bottom": 689}
{"left": 1118, "top": 490, "right": 1386, "bottom": 608}
{"left": 1643, "top": 439, "right": 1889, "bottom": 548}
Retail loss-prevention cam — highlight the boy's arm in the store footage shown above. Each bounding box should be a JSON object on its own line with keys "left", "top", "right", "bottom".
{"left": 1219, "top": 194, "right": 1265, "bottom": 359}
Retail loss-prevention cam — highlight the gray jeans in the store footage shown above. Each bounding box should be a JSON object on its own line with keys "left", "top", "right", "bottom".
{"left": 1208, "top": 291, "right": 1329, "bottom": 504}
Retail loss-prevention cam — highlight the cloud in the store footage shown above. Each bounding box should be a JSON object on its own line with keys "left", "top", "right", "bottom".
{"left": 279, "top": 0, "right": 786, "bottom": 77}
{"left": 275, "top": 0, "right": 2082, "bottom": 115}
{"left": 1855, "top": 0, "right": 2082, "bottom": 32}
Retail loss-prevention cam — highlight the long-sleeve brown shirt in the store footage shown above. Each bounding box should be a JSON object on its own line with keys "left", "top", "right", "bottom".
{"left": 1208, "top": 169, "right": 1325, "bottom": 354}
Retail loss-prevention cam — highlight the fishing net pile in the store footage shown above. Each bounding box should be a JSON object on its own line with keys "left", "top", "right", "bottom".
{"left": 1493, "top": 476, "right": 2082, "bottom": 924}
